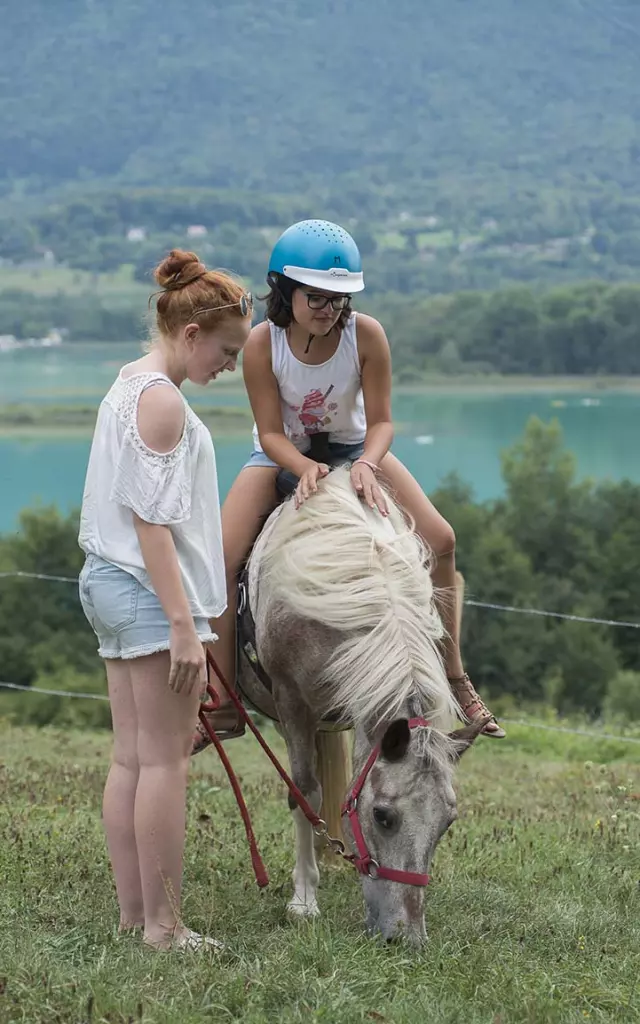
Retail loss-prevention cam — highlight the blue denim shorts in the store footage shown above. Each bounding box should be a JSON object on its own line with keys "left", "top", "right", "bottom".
{"left": 244, "top": 440, "right": 365, "bottom": 470}
{"left": 78, "top": 554, "right": 216, "bottom": 660}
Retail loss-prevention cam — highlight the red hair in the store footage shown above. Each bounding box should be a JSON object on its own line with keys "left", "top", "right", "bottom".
{"left": 151, "top": 249, "right": 249, "bottom": 336}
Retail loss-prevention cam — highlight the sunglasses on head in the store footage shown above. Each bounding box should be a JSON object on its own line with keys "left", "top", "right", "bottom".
{"left": 305, "top": 292, "right": 351, "bottom": 311}
{"left": 191, "top": 292, "right": 253, "bottom": 319}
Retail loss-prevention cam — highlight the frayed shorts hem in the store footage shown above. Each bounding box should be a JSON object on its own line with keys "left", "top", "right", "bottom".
{"left": 79, "top": 554, "right": 221, "bottom": 662}
{"left": 98, "top": 631, "right": 218, "bottom": 661}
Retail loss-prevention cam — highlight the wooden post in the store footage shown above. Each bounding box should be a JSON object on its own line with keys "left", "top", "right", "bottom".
{"left": 315, "top": 729, "right": 353, "bottom": 859}
{"left": 455, "top": 570, "right": 465, "bottom": 637}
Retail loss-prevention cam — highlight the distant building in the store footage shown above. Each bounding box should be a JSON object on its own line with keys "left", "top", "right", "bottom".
{"left": 187, "top": 225, "right": 208, "bottom": 238}
{"left": 41, "top": 328, "right": 64, "bottom": 347}
{"left": 127, "top": 227, "right": 146, "bottom": 242}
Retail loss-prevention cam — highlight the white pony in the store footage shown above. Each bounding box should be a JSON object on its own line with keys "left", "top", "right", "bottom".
{"left": 237, "top": 467, "right": 483, "bottom": 944}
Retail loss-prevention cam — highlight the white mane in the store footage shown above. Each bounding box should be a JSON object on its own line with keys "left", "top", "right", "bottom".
{"left": 258, "top": 468, "right": 458, "bottom": 733}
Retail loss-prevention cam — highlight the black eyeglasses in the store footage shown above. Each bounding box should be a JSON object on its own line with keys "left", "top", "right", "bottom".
{"left": 191, "top": 293, "right": 253, "bottom": 318}
{"left": 305, "top": 292, "right": 351, "bottom": 311}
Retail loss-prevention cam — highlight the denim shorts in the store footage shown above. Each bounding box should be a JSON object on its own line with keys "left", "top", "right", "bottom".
{"left": 244, "top": 440, "right": 365, "bottom": 470}
{"left": 78, "top": 554, "right": 216, "bottom": 660}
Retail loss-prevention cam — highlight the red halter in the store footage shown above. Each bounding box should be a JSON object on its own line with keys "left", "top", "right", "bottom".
{"left": 341, "top": 717, "right": 431, "bottom": 887}
{"left": 201, "top": 650, "right": 431, "bottom": 889}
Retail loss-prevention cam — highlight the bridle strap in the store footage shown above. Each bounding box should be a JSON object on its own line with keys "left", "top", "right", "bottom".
{"left": 341, "top": 716, "right": 431, "bottom": 888}
{"left": 203, "top": 649, "right": 431, "bottom": 889}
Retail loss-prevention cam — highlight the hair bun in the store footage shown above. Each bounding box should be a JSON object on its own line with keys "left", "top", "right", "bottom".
{"left": 153, "top": 249, "right": 206, "bottom": 290}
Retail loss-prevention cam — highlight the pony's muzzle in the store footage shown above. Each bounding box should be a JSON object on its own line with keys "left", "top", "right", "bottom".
{"left": 363, "top": 879, "right": 427, "bottom": 946}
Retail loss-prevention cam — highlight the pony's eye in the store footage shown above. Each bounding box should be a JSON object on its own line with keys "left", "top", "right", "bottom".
{"left": 373, "top": 807, "right": 397, "bottom": 831}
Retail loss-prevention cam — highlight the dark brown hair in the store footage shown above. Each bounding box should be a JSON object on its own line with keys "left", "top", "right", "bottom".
{"left": 151, "top": 249, "right": 250, "bottom": 337}
{"left": 263, "top": 272, "right": 352, "bottom": 330}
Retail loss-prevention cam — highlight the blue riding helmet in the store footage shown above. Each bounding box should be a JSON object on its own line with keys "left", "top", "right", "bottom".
{"left": 268, "top": 219, "right": 365, "bottom": 293}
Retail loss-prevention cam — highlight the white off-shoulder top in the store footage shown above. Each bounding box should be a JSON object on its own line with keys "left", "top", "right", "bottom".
{"left": 78, "top": 370, "right": 226, "bottom": 620}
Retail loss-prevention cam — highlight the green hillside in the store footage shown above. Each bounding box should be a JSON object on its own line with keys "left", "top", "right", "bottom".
{"left": 3, "top": 0, "right": 640, "bottom": 204}
{"left": 3, "top": 1, "right": 640, "bottom": 342}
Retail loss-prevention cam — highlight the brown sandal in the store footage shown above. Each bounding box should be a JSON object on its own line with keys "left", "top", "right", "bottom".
{"left": 448, "top": 673, "right": 506, "bottom": 739}
{"left": 191, "top": 709, "right": 246, "bottom": 756}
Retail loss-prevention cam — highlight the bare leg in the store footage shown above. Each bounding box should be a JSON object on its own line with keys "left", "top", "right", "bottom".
{"left": 277, "top": 705, "right": 322, "bottom": 919}
{"left": 379, "top": 452, "right": 505, "bottom": 737}
{"left": 129, "top": 650, "right": 204, "bottom": 947}
{"left": 192, "top": 466, "right": 278, "bottom": 753}
{"left": 103, "top": 658, "right": 144, "bottom": 930}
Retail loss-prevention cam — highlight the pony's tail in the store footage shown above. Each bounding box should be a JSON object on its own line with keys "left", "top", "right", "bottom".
{"left": 315, "top": 729, "right": 353, "bottom": 853}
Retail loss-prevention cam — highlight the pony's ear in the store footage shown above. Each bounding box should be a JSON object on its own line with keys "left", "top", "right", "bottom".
{"left": 448, "top": 717, "right": 490, "bottom": 760}
{"left": 380, "top": 719, "right": 412, "bottom": 762}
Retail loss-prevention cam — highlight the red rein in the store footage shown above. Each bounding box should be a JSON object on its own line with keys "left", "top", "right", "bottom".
{"left": 200, "top": 651, "right": 430, "bottom": 889}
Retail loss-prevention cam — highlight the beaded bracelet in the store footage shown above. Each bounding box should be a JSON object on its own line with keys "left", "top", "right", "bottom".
{"left": 353, "top": 458, "right": 380, "bottom": 475}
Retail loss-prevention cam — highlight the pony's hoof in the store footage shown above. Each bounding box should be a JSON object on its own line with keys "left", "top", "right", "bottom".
{"left": 286, "top": 898, "right": 320, "bottom": 920}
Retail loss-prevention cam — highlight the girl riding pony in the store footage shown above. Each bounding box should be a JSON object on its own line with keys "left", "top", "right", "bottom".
{"left": 194, "top": 221, "right": 504, "bottom": 751}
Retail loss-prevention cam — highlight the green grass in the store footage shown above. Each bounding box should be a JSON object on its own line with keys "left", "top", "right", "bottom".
{"left": 416, "top": 230, "right": 457, "bottom": 250}
{"left": 1, "top": 718, "right": 639, "bottom": 1023}
{"left": 376, "top": 232, "right": 408, "bottom": 251}
{"left": 0, "top": 264, "right": 148, "bottom": 299}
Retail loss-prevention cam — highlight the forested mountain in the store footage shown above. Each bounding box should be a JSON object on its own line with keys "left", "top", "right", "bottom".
{"left": 3, "top": 0, "right": 640, "bottom": 208}
{"left": 3, "top": 1, "right": 640, "bottom": 339}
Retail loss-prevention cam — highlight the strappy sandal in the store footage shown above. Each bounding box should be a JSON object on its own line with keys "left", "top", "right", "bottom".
{"left": 191, "top": 708, "right": 246, "bottom": 756}
{"left": 173, "top": 929, "right": 225, "bottom": 953}
{"left": 448, "top": 672, "right": 506, "bottom": 739}
{"left": 144, "top": 928, "right": 225, "bottom": 953}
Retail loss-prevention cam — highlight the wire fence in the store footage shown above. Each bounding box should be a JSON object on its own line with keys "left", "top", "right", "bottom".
{"left": 2, "top": 569, "right": 639, "bottom": 630}
{"left": 0, "top": 679, "right": 109, "bottom": 701}
{"left": 463, "top": 599, "right": 640, "bottom": 630}
{"left": 1, "top": 568, "right": 640, "bottom": 745}
{"left": 2, "top": 680, "right": 640, "bottom": 745}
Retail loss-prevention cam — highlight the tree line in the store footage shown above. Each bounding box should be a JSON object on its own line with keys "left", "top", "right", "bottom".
{"left": 1, "top": 419, "right": 639, "bottom": 729}
{"left": 3, "top": 278, "right": 640, "bottom": 377}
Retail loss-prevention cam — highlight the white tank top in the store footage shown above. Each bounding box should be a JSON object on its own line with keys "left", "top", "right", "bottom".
{"left": 252, "top": 313, "right": 367, "bottom": 454}
{"left": 79, "top": 371, "right": 227, "bottom": 620}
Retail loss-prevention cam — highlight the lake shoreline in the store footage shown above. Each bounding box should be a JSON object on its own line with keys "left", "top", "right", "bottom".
{"left": 2, "top": 372, "right": 637, "bottom": 534}
{"left": 1, "top": 373, "right": 637, "bottom": 439}
{"left": 189, "top": 373, "right": 640, "bottom": 396}
{"left": 394, "top": 374, "right": 640, "bottom": 394}
{"left": 5, "top": 376, "right": 639, "bottom": 407}
{"left": 0, "top": 403, "right": 253, "bottom": 440}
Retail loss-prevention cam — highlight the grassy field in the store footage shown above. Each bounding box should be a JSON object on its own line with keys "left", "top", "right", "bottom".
{"left": 1, "top": 717, "right": 639, "bottom": 1024}
{"left": 0, "top": 403, "right": 253, "bottom": 439}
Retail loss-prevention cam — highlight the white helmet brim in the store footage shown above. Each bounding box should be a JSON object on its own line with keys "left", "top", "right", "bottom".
{"left": 281, "top": 264, "right": 365, "bottom": 293}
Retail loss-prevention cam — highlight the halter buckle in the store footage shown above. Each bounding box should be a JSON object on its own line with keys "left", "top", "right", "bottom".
{"left": 365, "top": 858, "right": 380, "bottom": 880}
{"left": 342, "top": 795, "right": 357, "bottom": 816}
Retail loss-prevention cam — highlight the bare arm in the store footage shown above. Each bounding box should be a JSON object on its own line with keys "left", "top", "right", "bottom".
{"left": 243, "top": 323, "right": 318, "bottom": 476}
{"left": 357, "top": 314, "right": 394, "bottom": 466}
{"left": 349, "top": 315, "right": 394, "bottom": 514}
{"left": 132, "top": 385, "right": 206, "bottom": 694}
{"left": 133, "top": 518, "right": 193, "bottom": 628}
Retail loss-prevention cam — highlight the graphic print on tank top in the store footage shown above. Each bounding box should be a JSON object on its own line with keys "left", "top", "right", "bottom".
{"left": 290, "top": 385, "right": 338, "bottom": 437}
{"left": 252, "top": 315, "right": 367, "bottom": 454}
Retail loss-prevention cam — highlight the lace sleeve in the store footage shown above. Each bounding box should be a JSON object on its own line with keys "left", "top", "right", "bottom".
{"left": 109, "top": 423, "right": 194, "bottom": 525}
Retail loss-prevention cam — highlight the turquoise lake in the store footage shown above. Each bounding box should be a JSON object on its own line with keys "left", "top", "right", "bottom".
{"left": 1, "top": 343, "right": 638, "bottom": 534}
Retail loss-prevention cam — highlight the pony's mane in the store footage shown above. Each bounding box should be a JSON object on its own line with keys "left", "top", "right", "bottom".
{"left": 259, "top": 468, "right": 459, "bottom": 738}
